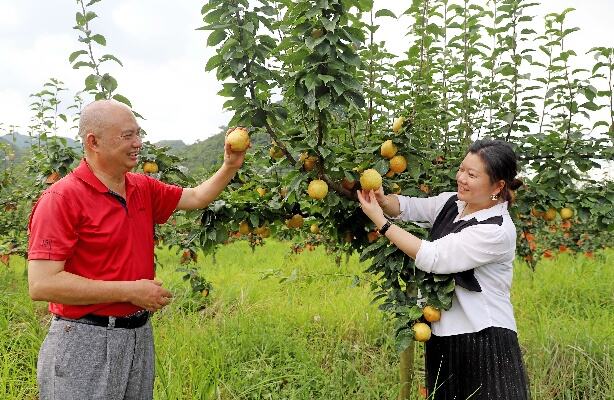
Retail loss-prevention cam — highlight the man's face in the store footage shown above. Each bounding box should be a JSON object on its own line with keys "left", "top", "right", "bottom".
{"left": 97, "top": 106, "right": 142, "bottom": 172}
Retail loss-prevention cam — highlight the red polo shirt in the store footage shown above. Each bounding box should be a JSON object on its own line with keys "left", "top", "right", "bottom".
{"left": 28, "top": 159, "right": 183, "bottom": 319}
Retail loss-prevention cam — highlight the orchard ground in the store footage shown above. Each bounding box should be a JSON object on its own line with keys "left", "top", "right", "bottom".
{"left": 1, "top": 241, "right": 612, "bottom": 400}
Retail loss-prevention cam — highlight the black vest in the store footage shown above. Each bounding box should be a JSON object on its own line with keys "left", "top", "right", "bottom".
{"left": 428, "top": 195, "right": 503, "bottom": 292}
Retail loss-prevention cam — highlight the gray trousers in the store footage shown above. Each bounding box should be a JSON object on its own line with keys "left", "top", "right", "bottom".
{"left": 37, "top": 317, "right": 155, "bottom": 400}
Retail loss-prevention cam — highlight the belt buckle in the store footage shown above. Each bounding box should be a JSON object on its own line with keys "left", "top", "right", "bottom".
{"left": 120, "top": 310, "right": 148, "bottom": 328}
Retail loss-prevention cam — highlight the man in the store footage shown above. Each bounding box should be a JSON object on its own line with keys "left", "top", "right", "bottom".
{"left": 27, "top": 100, "right": 246, "bottom": 399}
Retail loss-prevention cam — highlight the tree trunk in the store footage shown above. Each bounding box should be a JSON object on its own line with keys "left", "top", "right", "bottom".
{"left": 398, "top": 341, "right": 415, "bottom": 400}
{"left": 399, "top": 281, "right": 419, "bottom": 399}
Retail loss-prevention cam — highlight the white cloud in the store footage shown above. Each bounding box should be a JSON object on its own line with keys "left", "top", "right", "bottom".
{"left": 117, "top": 54, "right": 232, "bottom": 143}
{"left": 0, "top": 33, "right": 83, "bottom": 131}
{"left": 0, "top": 89, "right": 29, "bottom": 130}
{"left": 0, "top": 2, "right": 21, "bottom": 30}
{"left": 112, "top": 0, "right": 184, "bottom": 39}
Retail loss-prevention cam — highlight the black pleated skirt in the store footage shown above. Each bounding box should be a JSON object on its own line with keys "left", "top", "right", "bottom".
{"left": 425, "top": 327, "right": 530, "bottom": 400}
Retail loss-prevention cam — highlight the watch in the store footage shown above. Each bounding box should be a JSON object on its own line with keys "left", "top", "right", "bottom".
{"left": 378, "top": 220, "right": 392, "bottom": 235}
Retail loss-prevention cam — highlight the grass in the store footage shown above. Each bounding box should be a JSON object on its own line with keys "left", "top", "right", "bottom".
{"left": 0, "top": 243, "right": 612, "bottom": 399}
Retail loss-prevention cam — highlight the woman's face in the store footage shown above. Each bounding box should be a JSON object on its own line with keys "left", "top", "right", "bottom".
{"left": 456, "top": 152, "right": 503, "bottom": 204}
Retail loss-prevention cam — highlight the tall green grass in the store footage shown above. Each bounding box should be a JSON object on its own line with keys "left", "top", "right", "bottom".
{"left": 0, "top": 244, "right": 612, "bottom": 399}
{"left": 514, "top": 251, "right": 614, "bottom": 399}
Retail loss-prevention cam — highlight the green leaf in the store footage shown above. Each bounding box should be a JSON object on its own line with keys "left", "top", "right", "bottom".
{"left": 72, "top": 61, "right": 95, "bottom": 69}
{"left": 207, "top": 30, "right": 227, "bottom": 46}
{"left": 305, "top": 35, "right": 326, "bottom": 50}
{"left": 318, "top": 93, "right": 331, "bottom": 110}
{"left": 205, "top": 54, "right": 222, "bottom": 72}
{"left": 249, "top": 214, "right": 259, "bottom": 228}
{"left": 75, "top": 12, "right": 85, "bottom": 26}
{"left": 395, "top": 328, "right": 413, "bottom": 353}
{"left": 375, "top": 9, "right": 396, "bottom": 18}
{"left": 69, "top": 50, "right": 88, "bottom": 63}
{"left": 374, "top": 158, "right": 389, "bottom": 175}
{"left": 100, "top": 73, "right": 118, "bottom": 93}
{"left": 318, "top": 74, "right": 335, "bottom": 84}
{"left": 99, "top": 54, "right": 123, "bottom": 66}
{"left": 112, "top": 94, "right": 132, "bottom": 108}
{"left": 85, "top": 74, "right": 100, "bottom": 90}
{"left": 502, "top": 112, "right": 515, "bottom": 124}
{"left": 84, "top": 11, "right": 97, "bottom": 23}
{"left": 90, "top": 34, "right": 107, "bottom": 46}
{"left": 580, "top": 102, "right": 600, "bottom": 111}
{"left": 344, "top": 91, "right": 365, "bottom": 109}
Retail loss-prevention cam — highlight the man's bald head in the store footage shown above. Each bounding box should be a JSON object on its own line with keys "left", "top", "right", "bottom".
{"left": 78, "top": 100, "right": 134, "bottom": 143}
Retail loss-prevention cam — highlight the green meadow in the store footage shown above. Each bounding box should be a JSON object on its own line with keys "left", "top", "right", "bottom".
{"left": 1, "top": 242, "right": 612, "bottom": 399}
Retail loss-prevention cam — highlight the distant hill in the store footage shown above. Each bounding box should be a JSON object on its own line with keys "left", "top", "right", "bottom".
{"left": 0, "top": 132, "right": 35, "bottom": 149}
{"left": 0, "top": 129, "right": 271, "bottom": 177}
{"left": 177, "top": 133, "right": 225, "bottom": 175}
{"left": 173, "top": 128, "right": 270, "bottom": 176}
{"left": 0, "top": 132, "right": 81, "bottom": 151}
{"left": 155, "top": 140, "right": 188, "bottom": 151}
{"left": 0, "top": 132, "right": 81, "bottom": 164}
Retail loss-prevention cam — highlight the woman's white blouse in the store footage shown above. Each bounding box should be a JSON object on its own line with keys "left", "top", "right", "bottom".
{"left": 393, "top": 192, "right": 518, "bottom": 336}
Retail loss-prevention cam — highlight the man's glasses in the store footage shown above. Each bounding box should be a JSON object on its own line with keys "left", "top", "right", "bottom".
{"left": 118, "top": 128, "right": 144, "bottom": 142}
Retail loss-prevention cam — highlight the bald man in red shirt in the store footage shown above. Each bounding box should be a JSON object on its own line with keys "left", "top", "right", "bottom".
{"left": 28, "top": 100, "right": 246, "bottom": 400}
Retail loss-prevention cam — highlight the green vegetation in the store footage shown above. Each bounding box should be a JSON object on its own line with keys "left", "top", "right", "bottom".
{"left": 1, "top": 243, "right": 612, "bottom": 399}
{"left": 173, "top": 128, "right": 271, "bottom": 178}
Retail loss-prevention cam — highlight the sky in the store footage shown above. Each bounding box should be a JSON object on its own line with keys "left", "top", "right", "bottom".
{"left": 0, "top": 0, "right": 613, "bottom": 144}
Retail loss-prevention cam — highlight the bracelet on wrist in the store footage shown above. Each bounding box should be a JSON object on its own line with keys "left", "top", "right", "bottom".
{"left": 378, "top": 220, "right": 392, "bottom": 235}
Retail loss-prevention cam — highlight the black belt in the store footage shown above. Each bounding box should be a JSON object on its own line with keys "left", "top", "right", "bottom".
{"left": 55, "top": 310, "right": 150, "bottom": 329}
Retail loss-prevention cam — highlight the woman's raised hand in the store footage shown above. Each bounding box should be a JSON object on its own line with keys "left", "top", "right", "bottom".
{"left": 373, "top": 186, "right": 388, "bottom": 207}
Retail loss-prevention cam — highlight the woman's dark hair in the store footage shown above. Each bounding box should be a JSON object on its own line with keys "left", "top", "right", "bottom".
{"left": 467, "top": 139, "right": 523, "bottom": 204}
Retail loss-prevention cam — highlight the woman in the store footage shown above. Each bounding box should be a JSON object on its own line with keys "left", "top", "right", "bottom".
{"left": 357, "top": 139, "right": 530, "bottom": 399}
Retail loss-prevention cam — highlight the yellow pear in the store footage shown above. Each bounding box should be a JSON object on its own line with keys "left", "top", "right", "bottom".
{"left": 254, "top": 225, "right": 271, "bottom": 238}
{"left": 143, "top": 162, "right": 159, "bottom": 174}
{"left": 389, "top": 155, "right": 407, "bottom": 174}
{"left": 303, "top": 155, "right": 318, "bottom": 171}
{"left": 269, "top": 144, "right": 284, "bottom": 159}
{"left": 413, "top": 322, "right": 431, "bottom": 342}
{"left": 287, "top": 214, "right": 304, "bottom": 229}
{"left": 544, "top": 208, "right": 558, "bottom": 221}
{"left": 422, "top": 306, "right": 441, "bottom": 323}
{"left": 392, "top": 116, "right": 405, "bottom": 133}
{"left": 310, "top": 223, "right": 320, "bottom": 234}
{"left": 256, "top": 187, "right": 267, "bottom": 197}
{"left": 226, "top": 127, "right": 250, "bottom": 151}
{"left": 341, "top": 177, "right": 356, "bottom": 190}
{"left": 380, "top": 140, "right": 398, "bottom": 159}
{"left": 530, "top": 207, "right": 544, "bottom": 218}
{"left": 238, "top": 221, "right": 251, "bottom": 235}
{"left": 311, "top": 28, "right": 324, "bottom": 39}
{"left": 559, "top": 207, "right": 574, "bottom": 220}
{"left": 360, "top": 169, "right": 383, "bottom": 191}
{"left": 307, "top": 179, "right": 328, "bottom": 200}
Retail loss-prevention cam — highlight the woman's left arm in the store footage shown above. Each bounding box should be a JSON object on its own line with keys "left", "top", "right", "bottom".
{"left": 357, "top": 190, "right": 511, "bottom": 273}
{"left": 358, "top": 190, "right": 423, "bottom": 258}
